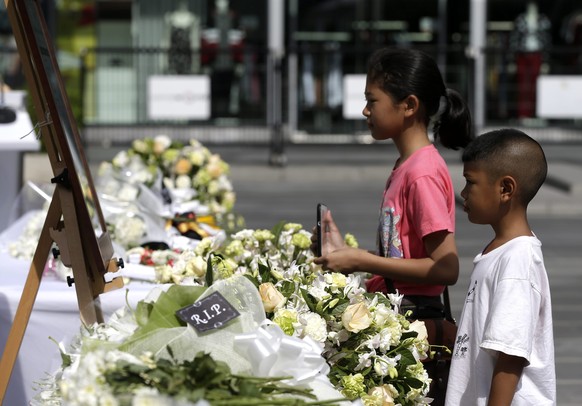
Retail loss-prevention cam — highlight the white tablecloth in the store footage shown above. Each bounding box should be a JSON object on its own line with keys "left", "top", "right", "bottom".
{"left": 0, "top": 215, "right": 160, "bottom": 405}
{"left": 0, "top": 105, "right": 39, "bottom": 231}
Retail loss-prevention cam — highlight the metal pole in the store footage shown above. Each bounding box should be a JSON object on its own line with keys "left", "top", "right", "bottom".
{"left": 468, "top": 0, "right": 487, "bottom": 134}
{"left": 287, "top": 0, "right": 298, "bottom": 143}
{"left": 268, "top": 0, "right": 286, "bottom": 166}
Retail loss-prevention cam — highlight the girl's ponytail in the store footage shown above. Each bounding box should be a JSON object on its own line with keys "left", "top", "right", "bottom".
{"left": 434, "top": 88, "right": 474, "bottom": 150}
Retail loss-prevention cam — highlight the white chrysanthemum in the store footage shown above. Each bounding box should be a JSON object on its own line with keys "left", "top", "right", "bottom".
{"left": 175, "top": 174, "right": 192, "bottom": 189}
{"left": 7, "top": 209, "right": 47, "bottom": 260}
{"left": 132, "top": 168, "right": 155, "bottom": 185}
{"left": 232, "top": 229, "right": 254, "bottom": 240}
{"left": 132, "top": 388, "right": 175, "bottom": 406}
{"left": 59, "top": 349, "right": 138, "bottom": 405}
{"left": 111, "top": 214, "right": 147, "bottom": 248}
{"left": 296, "top": 312, "right": 328, "bottom": 342}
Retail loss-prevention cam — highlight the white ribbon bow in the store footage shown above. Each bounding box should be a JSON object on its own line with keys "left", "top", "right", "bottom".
{"left": 233, "top": 321, "right": 330, "bottom": 386}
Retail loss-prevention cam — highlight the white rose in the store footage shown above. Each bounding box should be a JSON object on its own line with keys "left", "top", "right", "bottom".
{"left": 368, "top": 384, "right": 398, "bottom": 406}
{"left": 342, "top": 302, "right": 372, "bottom": 333}
{"left": 259, "top": 282, "right": 286, "bottom": 313}
{"left": 408, "top": 320, "right": 428, "bottom": 342}
{"left": 153, "top": 134, "right": 171, "bottom": 155}
{"left": 185, "top": 256, "right": 207, "bottom": 277}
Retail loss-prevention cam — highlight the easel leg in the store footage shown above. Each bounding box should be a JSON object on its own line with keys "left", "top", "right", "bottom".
{"left": 0, "top": 195, "right": 62, "bottom": 403}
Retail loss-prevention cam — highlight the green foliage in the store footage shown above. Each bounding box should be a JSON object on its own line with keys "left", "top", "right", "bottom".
{"left": 104, "top": 352, "right": 340, "bottom": 405}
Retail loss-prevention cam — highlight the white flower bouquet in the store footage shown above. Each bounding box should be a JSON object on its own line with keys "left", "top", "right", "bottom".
{"left": 34, "top": 278, "right": 348, "bottom": 405}
{"left": 167, "top": 222, "right": 433, "bottom": 404}
{"left": 94, "top": 135, "right": 243, "bottom": 253}
{"left": 31, "top": 221, "right": 432, "bottom": 405}
{"left": 105, "top": 135, "right": 236, "bottom": 216}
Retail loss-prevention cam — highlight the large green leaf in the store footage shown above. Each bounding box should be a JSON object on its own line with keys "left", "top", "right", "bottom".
{"left": 128, "top": 285, "right": 206, "bottom": 340}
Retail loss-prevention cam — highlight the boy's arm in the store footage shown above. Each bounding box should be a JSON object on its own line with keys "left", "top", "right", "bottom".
{"left": 487, "top": 352, "right": 526, "bottom": 406}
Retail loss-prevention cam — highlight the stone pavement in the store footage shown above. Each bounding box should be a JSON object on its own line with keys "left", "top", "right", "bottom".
{"left": 86, "top": 141, "right": 582, "bottom": 404}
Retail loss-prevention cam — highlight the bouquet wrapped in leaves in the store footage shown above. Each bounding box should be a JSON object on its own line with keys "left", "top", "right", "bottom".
{"left": 152, "top": 221, "right": 433, "bottom": 405}
{"left": 34, "top": 278, "right": 348, "bottom": 405}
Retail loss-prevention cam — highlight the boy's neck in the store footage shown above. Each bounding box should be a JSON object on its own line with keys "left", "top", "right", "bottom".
{"left": 485, "top": 211, "right": 532, "bottom": 254}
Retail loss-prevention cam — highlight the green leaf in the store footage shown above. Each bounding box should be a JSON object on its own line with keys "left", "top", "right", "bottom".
{"left": 126, "top": 285, "right": 206, "bottom": 340}
{"left": 404, "top": 376, "right": 424, "bottom": 389}
{"left": 397, "top": 348, "right": 417, "bottom": 367}
{"left": 300, "top": 288, "right": 317, "bottom": 313}
{"left": 270, "top": 220, "right": 286, "bottom": 248}
{"left": 134, "top": 300, "right": 154, "bottom": 327}
{"left": 48, "top": 336, "right": 71, "bottom": 368}
{"left": 400, "top": 331, "right": 417, "bottom": 340}
{"left": 279, "top": 280, "right": 296, "bottom": 297}
{"left": 258, "top": 262, "right": 271, "bottom": 284}
{"left": 330, "top": 300, "right": 349, "bottom": 317}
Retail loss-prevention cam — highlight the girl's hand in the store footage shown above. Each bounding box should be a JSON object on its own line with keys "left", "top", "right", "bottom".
{"left": 321, "top": 209, "right": 347, "bottom": 255}
{"left": 311, "top": 209, "right": 347, "bottom": 256}
{"left": 314, "top": 246, "right": 363, "bottom": 274}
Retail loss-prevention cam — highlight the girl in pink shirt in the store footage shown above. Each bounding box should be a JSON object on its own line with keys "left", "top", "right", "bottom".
{"left": 313, "top": 46, "right": 473, "bottom": 405}
{"left": 315, "top": 47, "right": 472, "bottom": 295}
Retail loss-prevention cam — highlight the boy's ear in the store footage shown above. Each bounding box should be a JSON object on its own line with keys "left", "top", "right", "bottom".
{"left": 500, "top": 176, "right": 516, "bottom": 201}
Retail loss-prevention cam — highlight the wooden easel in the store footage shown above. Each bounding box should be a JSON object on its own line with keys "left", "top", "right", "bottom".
{"left": 0, "top": 0, "right": 124, "bottom": 403}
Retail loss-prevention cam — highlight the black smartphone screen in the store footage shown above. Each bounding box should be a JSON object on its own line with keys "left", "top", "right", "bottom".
{"left": 316, "top": 203, "right": 329, "bottom": 257}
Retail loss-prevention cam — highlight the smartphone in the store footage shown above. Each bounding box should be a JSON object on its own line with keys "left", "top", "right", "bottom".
{"left": 316, "top": 203, "right": 329, "bottom": 257}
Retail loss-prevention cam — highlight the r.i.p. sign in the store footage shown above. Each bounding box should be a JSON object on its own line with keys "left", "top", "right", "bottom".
{"left": 176, "top": 291, "right": 241, "bottom": 333}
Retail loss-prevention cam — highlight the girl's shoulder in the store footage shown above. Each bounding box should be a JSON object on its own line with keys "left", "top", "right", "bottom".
{"left": 405, "top": 145, "right": 449, "bottom": 177}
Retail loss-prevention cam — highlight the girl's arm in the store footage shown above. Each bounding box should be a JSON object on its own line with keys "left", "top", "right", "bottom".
{"left": 315, "top": 230, "right": 459, "bottom": 285}
{"left": 487, "top": 353, "right": 526, "bottom": 406}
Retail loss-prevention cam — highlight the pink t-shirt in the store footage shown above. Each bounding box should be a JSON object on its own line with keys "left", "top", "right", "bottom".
{"left": 366, "top": 144, "right": 456, "bottom": 296}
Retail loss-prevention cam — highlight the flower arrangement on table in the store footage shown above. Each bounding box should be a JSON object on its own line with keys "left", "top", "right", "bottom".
{"left": 96, "top": 135, "right": 242, "bottom": 252}
{"left": 103, "top": 135, "right": 236, "bottom": 215}
{"left": 139, "top": 221, "right": 432, "bottom": 404}
{"left": 33, "top": 280, "right": 347, "bottom": 405}
{"left": 32, "top": 221, "right": 432, "bottom": 405}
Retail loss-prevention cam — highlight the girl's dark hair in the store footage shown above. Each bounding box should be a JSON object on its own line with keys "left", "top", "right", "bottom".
{"left": 367, "top": 47, "right": 474, "bottom": 150}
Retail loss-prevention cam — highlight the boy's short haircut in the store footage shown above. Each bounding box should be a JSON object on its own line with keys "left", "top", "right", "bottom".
{"left": 462, "top": 128, "right": 547, "bottom": 204}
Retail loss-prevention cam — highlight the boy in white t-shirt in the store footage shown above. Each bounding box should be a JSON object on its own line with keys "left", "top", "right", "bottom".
{"left": 446, "top": 129, "right": 555, "bottom": 405}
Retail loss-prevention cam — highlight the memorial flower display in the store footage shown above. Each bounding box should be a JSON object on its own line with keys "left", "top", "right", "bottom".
{"left": 30, "top": 221, "right": 432, "bottom": 405}
{"left": 103, "top": 135, "right": 236, "bottom": 216}
{"left": 94, "top": 135, "right": 243, "bottom": 253}
{"left": 147, "top": 222, "right": 433, "bottom": 404}
{"left": 7, "top": 137, "right": 432, "bottom": 404}
{"left": 33, "top": 281, "right": 347, "bottom": 406}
